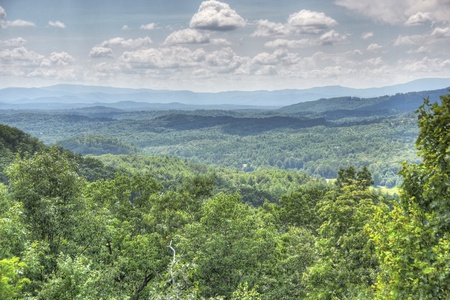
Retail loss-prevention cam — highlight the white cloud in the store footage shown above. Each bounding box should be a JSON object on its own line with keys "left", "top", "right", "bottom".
{"left": 335, "top": 0, "right": 450, "bottom": 24}
{"left": 405, "top": 12, "right": 433, "bottom": 26}
{"left": 48, "top": 20, "right": 66, "bottom": 29}
{"left": 100, "top": 37, "right": 152, "bottom": 49}
{"left": 0, "top": 6, "right": 5, "bottom": 20}
{"left": 122, "top": 25, "right": 130, "bottom": 31}
{"left": 252, "top": 20, "right": 289, "bottom": 37}
{"left": 264, "top": 38, "right": 314, "bottom": 48}
{"left": 361, "top": 32, "right": 374, "bottom": 40}
{"left": 0, "top": 37, "right": 27, "bottom": 48}
{"left": 253, "top": 10, "right": 338, "bottom": 38}
{"left": 164, "top": 29, "right": 210, "bottom": 45}
{"left": 320, "top": 30, "right": 347, "bottom": 45}
{"left": 120, "top": 47, "right": 205, "bottom": 69}
{"left": 89, "top": 47, "right": 114, "bottom": 58}
{"left": 287, "top": 10, "right": 338, "bottom": 34}
{"left": 0, "top": 46, "right": 43, "bottom": 68}
{"left": 2, "top": 19, "right": 36, "bottom": 28}
{"left": 190, "top": 0, "right": 245, "bottom": 31}
{"left": 0, "top": 6, "right": 35, "bottom": 28}
{"left": 401, "top": 56, "right": 450, "bottom": 73}
{"left": 367, "top": 43, "right": 382, "bottom": 51}
{"left": 41, "top": 52, "right": 74, "bottom": 66}
{"left": 431, "top": 27, "right": 450, "bottom": 38}
{"left": 140, "top": 23, "right": 156, "bottom": 30}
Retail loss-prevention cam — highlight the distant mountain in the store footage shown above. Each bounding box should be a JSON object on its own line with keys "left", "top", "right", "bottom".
{"left": 278, "top": 88, "right": 448, "bottom": 119}
{"left": 0, "top": 78, "right": 449, "bottom": 108}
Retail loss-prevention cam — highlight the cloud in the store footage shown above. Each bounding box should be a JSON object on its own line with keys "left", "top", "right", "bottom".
{"left": 89, "top": 47, "right": 114, "bottom": 58}
{"left": 400, "top": 56, "right": 450, "bottom": 73}
{"left": 252, "top": 20, "right": 289, "bottom": 37}
{"left": 41, "top": 52, "right": 74, "bottom": 66}
{"left": 48, "top": 20, "right": 66, "bottom": 29}
{"left": 164, "top": 29, "right": 210, "bottom": 45}
{"left": 361, "top": 32, "right": 374, "bottom": 40}
{"left": 320, "top": 30, "right": 347, "bottom": 45}
{"left": 264, "top": 39, "right": 313, "bottom": 48}
{"left": 431, "top": 27, "right": 450, "bottom": 38}
{"left": 122, "top": 25, "right": 130, "bottom": 31}
{"left": 190, "top": 0, "right": 245, "bottom": 31}
{"left": 367, "top": 43, "right": 382, "bottom": 51}
{"left": 395, "top": 27, "right": 450, "bottom": 46}
{"left": 2, "top": 19, "right": 36, "bottom": 28}
{"left": 0, "top": 6, "right": 34, "bottom": 29}
{"left": 0, "top": 6, "right": 5, "bottom": 20}
{"left": 0, "top": 37, "right": 27, "bottom": 48}
{"left": 405, "top": 12, "right": 433, "bottom": 26}
{"left": 288, "top": 10, "right": 338, "bottom": 34}
{"left": 100, "top": 37, "right": 152, "bottom": 49}
{"left": 335, "top": 0, "right": 450, "bottom": 24}
{"left": 120, "top": 47, "right": 205, "bottom": 69}
{"left": 253, "top": 10, "right": 338, "bottom": 37}
{"left": 140, "top": 23, "right": 156, "bottom": 30}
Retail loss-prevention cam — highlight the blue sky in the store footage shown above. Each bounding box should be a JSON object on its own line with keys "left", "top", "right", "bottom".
{"left": 1, "top": 0, "right": 449, "bottom": 91}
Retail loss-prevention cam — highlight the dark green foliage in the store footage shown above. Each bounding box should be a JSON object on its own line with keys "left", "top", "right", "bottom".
{"left": 369, "top": 93, "right": 450, "bottom": 299}
{"left": 1, "top": 93, "right": 448, "bottom": 299}
{"left": 0, "top": 124, "right": 45, "bottom": 182}
{"left": 336, "top": 165, "right": 375, "bottom": 189}
{"left": 58, "top": 134, "right": 138, "bottom": 155}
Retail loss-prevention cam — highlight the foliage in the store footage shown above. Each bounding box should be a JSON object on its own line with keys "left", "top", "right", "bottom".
{"left": 0, "top": 93, "right": 447, "bottom": 299}
{"left": 368, "top": 94, "right": 450, "bottom": 299}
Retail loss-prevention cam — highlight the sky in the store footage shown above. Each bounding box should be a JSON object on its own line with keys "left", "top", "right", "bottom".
{"left": 0, "top": 0, "right": 449, "bottom": 92}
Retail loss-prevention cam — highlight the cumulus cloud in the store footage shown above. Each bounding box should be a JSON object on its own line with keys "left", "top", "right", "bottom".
{"left": 140, "top": 23, "right": 156, "bottom": 30}
{"left": 164, "top": 29, "right": 210, "bottom": 45}
{"left": 405, "top": 12, "right": 433, "bottom": 26}
{"left": 252, "top": 20, "right": 289, "bottom": 37}
{"left": 120, "top": 47, "right": 205, "bottom": 69}
{"left": 0, "top": 46, "right": 43, "bottom": 68}
{"left": 288, "top": 10, "right": 338, "bottom": 34}
{"left": 122, "top": 25, "right": 130, "bottom": 31}
{"left": 320, "top": 30, "right": 347, "bottom": 45}
{"left": 361, "top": 32, "right": 374, "bottom": 40}
{"left": 1, "top": 6, "right": 36, "bottom": 28}
{"left": 89, "top": 47, "right": 114, "bottom": 58}
{"left": 431, "top": 27, "right": 450, "bottom": 38}
{"left": 41, "top": 52, "right": 74, "bottom": 66}
{"left": 2, "top": 19, "right": 36, "bottom": 28}
{"left": 100, "top": 37, "right": 152, "bottom": 49}
{"left": 0, "top": 6, "right": 5, "bottom": 20}
{"left": 190, "top": 0, "right": 245, "bottom": 31}
{"left": 367, "top": 43, "right": 382, "bottom": 51}
{"left": 253, "top": 9, "right": 338, "bottom": 37}
{"left": 335, "top": 0, "right": 450, "bottom": 24}
{"left": 264, "top": 38, "right": 313, "bottom": 48}
{"left": 48, "top": 20, "right": 66, "bottom": 29}
{"left": 0, "top": 37, "right": 27, "bottom": 48}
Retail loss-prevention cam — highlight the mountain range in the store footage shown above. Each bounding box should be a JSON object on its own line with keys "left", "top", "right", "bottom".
{"left": 0, "top": 78, "right": 449, "bottom": 110}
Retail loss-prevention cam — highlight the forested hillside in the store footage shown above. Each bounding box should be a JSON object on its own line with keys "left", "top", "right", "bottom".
{"left": 0, "top": 93, "right": 449, "bottom": 299}
{"left": 2, "top": 89, "right": 444, "bottom": 187}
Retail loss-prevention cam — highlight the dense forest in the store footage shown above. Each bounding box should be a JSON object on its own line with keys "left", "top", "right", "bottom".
{"left": 2, "top": 88, "right": 446, "bottom": 187}
{"left": 0, "top": 93, "right": 449, "bottom": 299}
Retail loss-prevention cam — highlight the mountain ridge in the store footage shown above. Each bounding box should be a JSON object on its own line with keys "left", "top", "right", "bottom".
{"left": 1, "top": 78, "right": 449, "bottom": 108}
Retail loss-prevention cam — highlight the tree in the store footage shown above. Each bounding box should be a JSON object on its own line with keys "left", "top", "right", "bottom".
{"left": 368, "top": 94, "right": 450, "bottom": 299}
{"left": 0, "top": 257, "right": 30, "bottom": 300}
{"left": 176, "top": 193, "right": 281, "bottom": 298}
{"left": 303, "top": 182, "right": 381, "bottom": 299}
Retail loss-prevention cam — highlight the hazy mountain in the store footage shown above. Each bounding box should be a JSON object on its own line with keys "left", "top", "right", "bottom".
{"left": 0, "top": 78, "right": 448, "bottom": 109}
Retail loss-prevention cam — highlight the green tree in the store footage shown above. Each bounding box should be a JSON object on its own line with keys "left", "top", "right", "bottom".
{"left": 304, "top": 183, "right": 381, "bottom": 299}
{"left": 176, "top": 193, "right": 280, "bottom": 298}
{"left": 0, "top": 257, "right": 30, "bottom": 300}
{"left": 368, "top": 94, "right": 450, "bottom": 299}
